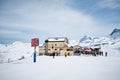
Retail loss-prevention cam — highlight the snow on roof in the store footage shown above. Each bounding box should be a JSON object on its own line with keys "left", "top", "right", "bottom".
{"left": 46, "top": 37, "right": 68, "bottom": 42}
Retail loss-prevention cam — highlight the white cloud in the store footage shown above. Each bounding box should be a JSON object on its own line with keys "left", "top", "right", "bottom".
{"left": 0, "top": 0, "right": 116, "bottom": 43}
{"left": 0, "top": 29, "right": 27, "bottom": 40}
{"left": 98, "top": 0, "right": 120, "bottom": 9}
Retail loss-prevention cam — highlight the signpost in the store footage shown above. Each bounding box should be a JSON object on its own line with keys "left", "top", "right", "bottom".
{"left": 31, "top": 38, "right": 39, "bottom": 63}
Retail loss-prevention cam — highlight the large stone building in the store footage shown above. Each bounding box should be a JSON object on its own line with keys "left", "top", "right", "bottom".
{"left": 39, "top": 37, "right": 74, "bottom": 56}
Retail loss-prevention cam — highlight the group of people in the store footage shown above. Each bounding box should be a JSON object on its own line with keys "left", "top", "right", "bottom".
{"left": 81, "top": 51, "right": 107, "bottom": 56}
{"left": 52, "top": 52, "right": 69, "bottom": 59}
{"left": 52, "top": 51, "right": 108, "bottom": 59}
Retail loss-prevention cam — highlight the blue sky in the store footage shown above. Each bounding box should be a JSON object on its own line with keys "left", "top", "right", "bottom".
{"left": 0, "top": 0, "right": 120, "bottom": 44}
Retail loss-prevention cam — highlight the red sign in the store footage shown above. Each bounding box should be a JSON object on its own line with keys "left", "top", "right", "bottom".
{"left": 31, "top": 38, "right": 39, "bottom": 47}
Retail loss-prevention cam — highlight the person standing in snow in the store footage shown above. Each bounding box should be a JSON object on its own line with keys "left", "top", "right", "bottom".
{"left": 101, "top": 51, "right": 103, "bottom": 56}
{"left": 65, "top": 52, "right": 67, "bottom": 58}
{"left": 53, "top": 53, "right": 55, "bottom": 59}
{"left": 105, "top": 52, "right": 107, "bottom": 56}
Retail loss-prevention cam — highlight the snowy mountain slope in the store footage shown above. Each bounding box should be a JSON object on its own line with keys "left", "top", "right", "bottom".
{"left": 78, "top": 35, "right": 93, "bottom": 47}
{"left": 0, "top": 41, "right": 34, "bottom": 63}
{"left": 79, "top": 36, "right": 115, "bottom": 46}
{"left": 109, "top": 28, "right": 120, "bottom": 39}
{"left": 68, "top": 40, "right": 79, "bottom": 47}
{"left": 79, "top": 28, "right": 120, "bottom": 46}
{"left": 79, "top": 35, "right": 93, "bottom": 43}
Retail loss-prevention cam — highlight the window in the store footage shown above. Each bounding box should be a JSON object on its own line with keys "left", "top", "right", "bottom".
{"left": 60, "top": 48, "right": 63, "bottom": 50}
{"left": 55, "top": 44, "right": 57, "bottom": 46}
{"left": 67, "top": 49, "right": 73, "bottom": 51}
{"left": 52, "top": 46, "right": 54, "bottom": 49}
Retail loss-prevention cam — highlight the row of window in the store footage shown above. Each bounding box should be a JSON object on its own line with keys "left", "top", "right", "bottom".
{"left": 40, "top": 48, "right": 73, "bottom": 51}
{"left": 47, "top": 49, "right": 73, "bottom": 51}
{"left": 48, "top": 44, "right": 63, "bottom": 47}
{"left": 48, "top": 48, "right": 63, "bottom": 51}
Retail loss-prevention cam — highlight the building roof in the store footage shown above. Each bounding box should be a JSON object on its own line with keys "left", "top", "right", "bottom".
{"left": 45, "top": 37, "right": 68, "bottom": 42}
{"left": 82, "top": 47, "right": 91, "bottom": 51}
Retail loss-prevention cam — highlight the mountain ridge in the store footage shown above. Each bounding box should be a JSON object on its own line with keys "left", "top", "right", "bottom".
{"left": 79, "top": 28, "right": 120, "bottom": 46}
{"left": 109, "top": 28, "right": 120, "bottom": 39}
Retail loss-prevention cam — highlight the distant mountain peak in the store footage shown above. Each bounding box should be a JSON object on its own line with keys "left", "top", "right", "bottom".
{"left": 109, "top": 28, "right": 120, "bottom": 39}
{"left": 79, "top": 35, "right": 93, "bottom": 43}
{"left": 110, "top": 28, "right": 120, "bottom": 35}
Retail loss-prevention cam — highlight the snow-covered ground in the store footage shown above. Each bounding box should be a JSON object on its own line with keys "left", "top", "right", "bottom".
{"left": 0, "top": 41, "right": 120, "bottom": 80}
{"left": 0, "top": 56, "right": 120, "bottom": 80}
